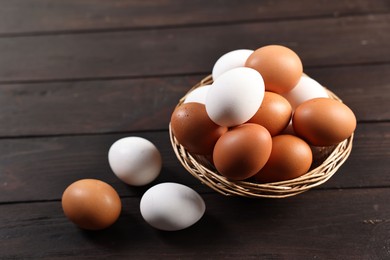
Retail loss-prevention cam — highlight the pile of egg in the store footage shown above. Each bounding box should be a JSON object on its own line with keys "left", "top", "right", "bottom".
{"left": 62, "top": 137, "right": 206, "bottom": 231}
{"left": 171, "top": 45, "right": 356, "bottom": 182}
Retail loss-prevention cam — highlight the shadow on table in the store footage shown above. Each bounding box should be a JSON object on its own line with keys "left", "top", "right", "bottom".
{"left": 79, "top": 190, "right": 302, "bottom": 252}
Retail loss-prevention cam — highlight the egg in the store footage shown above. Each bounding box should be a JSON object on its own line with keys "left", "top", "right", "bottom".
{"left": 245, "top": 45, "right": 303, "bottom": 93}
{"left": 108, "top": 137, "right": 162, "bottom": 186}
{"left": 212, "top": 49, "right": 254, "bottom": 80}
{"left": 171, "top": 102, "right": 228, "bottom": 155}
{"left": 282, "top": 76, "right": 329, "bottom": 110}
{"left": 254, "top": 135, "right": 312, "bottom": 183}
{"left": 140, "top": 182, "right": 206, "bottom": 231}
{"left": 247, "top": 91, "right": 292, "bottom": 136}
{"left": 293, "top": 98, "right": 357, "bottom": 146}
{"left": 206, "top": 67, "right": 265, "bottom": 127}
{"left": 62, "top": 179, "right": 121, "bottom": 230}
{"left": 183, "top": 84, "right": 211, "bottom": 105}
{"left": 213, "top": 123, "right": 272, "bottom": 180}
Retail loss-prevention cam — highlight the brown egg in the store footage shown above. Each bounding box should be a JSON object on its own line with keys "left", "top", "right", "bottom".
{"left": 213, "top": 123, "right": 272, "bottom": 181}
{"left": 171, "top": 102, "right": 228, "bottom": 155}
{"left": 245, "top": 45, "right": 303, "bottom": 93}
{"left": 254, "top": 135, "right": 312, "bottom": 183}
{"left": 293, "top": 98, "right": 356, "bottom": 146}
{"left": 247, "top": 91, "right": 292, "bottom": 136}
{"left": 62, "top": 179, "right": 121, "bottom": 230}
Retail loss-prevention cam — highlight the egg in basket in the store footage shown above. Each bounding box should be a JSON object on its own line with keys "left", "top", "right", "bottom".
{"left": 169, "top": 45, "right": 355, "bottom": 198}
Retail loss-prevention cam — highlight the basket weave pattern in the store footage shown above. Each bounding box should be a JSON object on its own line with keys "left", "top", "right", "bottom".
{"left": 169, "top": 75, "right": 354, "bottom": 198}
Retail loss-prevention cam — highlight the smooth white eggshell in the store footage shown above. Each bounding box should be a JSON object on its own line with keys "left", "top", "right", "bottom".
{"left": 212, "top": 49, "right": 254, "bottom": 80}
{"left": 183, "top": 84, "right": 211, "bottom": 104}
{"left": 108, "top": 137, "right": 162, "bottom": 186}
{"left": 140, "top": 183, "right": 206, "bottom": 231}
{"left": 282, "top": 76, "right": 329, "bottom": 110}
{"left": 206, "top": 67, "right": 264, "bottom": 127}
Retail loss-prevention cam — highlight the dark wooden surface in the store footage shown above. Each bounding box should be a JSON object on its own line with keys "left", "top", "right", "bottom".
{"left": 0, "top": 1, "right": 389, "bottom": 259}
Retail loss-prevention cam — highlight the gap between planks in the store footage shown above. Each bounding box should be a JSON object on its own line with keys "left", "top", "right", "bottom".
{"left": 1, "top": 186, "right": 390, "bottom": 206}
{"left": 0, "top": 11, "right": 389, "bottom": 39}
{"left": 0, "top": 60, "right": 389, "bottom": 86}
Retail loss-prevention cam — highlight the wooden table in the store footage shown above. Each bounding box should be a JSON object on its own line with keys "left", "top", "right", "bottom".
{"left": 1, "top": 1, "right": 389, "bottom": 259}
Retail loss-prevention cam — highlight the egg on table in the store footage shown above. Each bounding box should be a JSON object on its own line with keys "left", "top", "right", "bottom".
{"left": 108, "top": 137, "right": 162, "bottom": 186}
{"left": 140, "top": 182, "right": 206, "bottom": 231}
{"left": 62, "top": 179, "right": 122, "bottom": 230}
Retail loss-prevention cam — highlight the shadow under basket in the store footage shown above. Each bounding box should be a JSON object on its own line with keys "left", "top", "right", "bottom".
{"left": 169, "top": 75, "right": 354, "bottom": 198}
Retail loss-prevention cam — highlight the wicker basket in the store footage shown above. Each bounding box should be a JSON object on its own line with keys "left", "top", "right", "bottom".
{"left": 169, "top": 75, "right": 354, "bottom": 198}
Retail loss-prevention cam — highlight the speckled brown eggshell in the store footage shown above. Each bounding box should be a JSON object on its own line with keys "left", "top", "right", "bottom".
{"left": 213, "top": 123, "right": 272, "bottom": 181}
{"left": 245, "top": 45, "right": 303, "bottom": 93}
{"left": 254, "top": 135, "right": 312, "bottom": 183}
{"left": 62, "top": 179, "right": 122, "bottom": 230}
{"left": 171, "top": 102, "right": 228, "bottom": 155}
{"left": 293, "top": 98, "right": 356, "bottom": 146}
{"left": 247, "top": 91, "right": 292, "bottom": 136}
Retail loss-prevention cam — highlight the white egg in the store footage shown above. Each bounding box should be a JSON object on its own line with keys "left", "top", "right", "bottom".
{"left": 183, "top": 84, "right": 211, "bottom": 104}
{"left": 206, "top": 67, "right": 264, "bottom": 127}
{"left": 108, "top": 137, "right": 162, "bottom": 186}
{"left": 282, "top": 76, "right": 329, "bottom": 110}
{"left": 140, "top": 183, "right": 206, "bottom": 231}
{"left": 212, "top": 49, "right": 254, "bottom": 80}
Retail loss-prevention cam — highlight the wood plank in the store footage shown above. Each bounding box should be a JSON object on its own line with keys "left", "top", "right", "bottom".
{"left": 0, "top": 0, "right": 388, "bottom": 35}
{"left": 0, "top": 63, "right": 388, "bottom": 137}
{"left": 1, "top": 188, "right": 390, "bottom": 259}
{"left": 0, "top": 123, "right": 388, "bottom": 203}
{"left": 305, "top": 64, "right": 390, "bottom": 122}
{"left": 0, "top": 131, "right": 203, "bottom": 203}
{"left": 0, "top": 1, "right": 385, "bottom": 258}
{"left": 320, "top": 122, "right": 390, "bottom": 190}
{"left": 0, "top": 75, "right": 198, "bottom": 136}
{"left": 0, "top": 14, "right": 389, "bottom": 82}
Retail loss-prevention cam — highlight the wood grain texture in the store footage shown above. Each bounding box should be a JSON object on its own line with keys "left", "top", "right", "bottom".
{"left": 0, "top": 76, "right": 198, "bottom": 136}
{"left": 0, "top": 1, "right": 388, "bottom": 258}
{"left": 0, "top": 63, "right": 388, "bottom": 137}
{"left": 1, "top": 188, "right": 390, "bottom": 259}
{"left": 305, "top": 64, "right": 390, "bottom": 122}
{"left": 0, "top": 123, "right": 388, "bottom": 203}
{"left": 0, "top": 0, "right": 388, "bottom": 35}
{"left": 0, "top": 14, "right": 389, "bottom": 82}
{"left": 0, "top": 131, "right": 201, "bottom": 203}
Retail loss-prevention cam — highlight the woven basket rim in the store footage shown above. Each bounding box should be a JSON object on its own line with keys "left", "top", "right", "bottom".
{"left": 169, "top": 74, "right": 354, "bottom": 198}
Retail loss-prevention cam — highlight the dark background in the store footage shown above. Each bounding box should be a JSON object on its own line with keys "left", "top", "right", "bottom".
{"left": 0, "top": 1, "right": 389, "bottom": 259}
